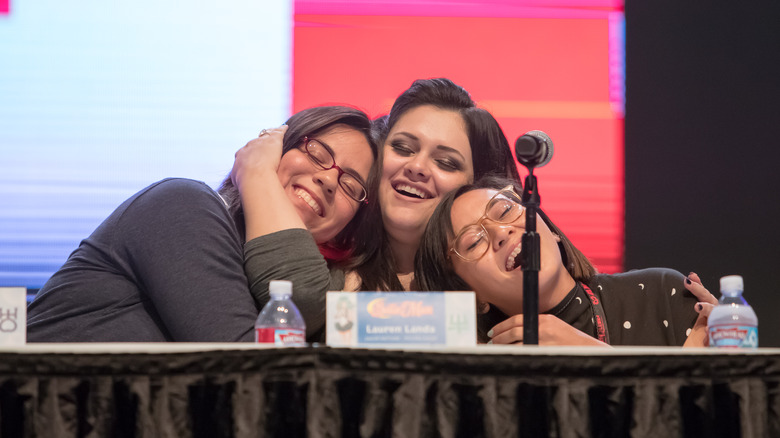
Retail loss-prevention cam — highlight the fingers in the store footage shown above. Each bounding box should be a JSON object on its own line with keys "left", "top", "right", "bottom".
{"left": 237, "top": 125, "right": 288, "bottom": 158}
{"left": 683, "top": 275, "right": 716, "bottom": 348}
{"left": 487, "top": 314, "right": 524, "bottom": 344}
{"left": 684, "top": 271, "right": 718, "bottom": 304}
{"left": 258, "top": 125, "right": 288, "bottom": 138}
{"left": 231, "top": 125, "right": 288, "bottom": 189}
{"left": 487, "top": 314, "right": 611, "bottom": 346}
{"left": 487, "top": 314, "right": 523, "bottom": 341}
{"left": 695, "top": 302, "right": 715, "bottom": 318}
{"left": 486, "top": 314, "right": 554, "bottom": 345}
{"left": 487, "top": 327, "right": 523, "bottom": 345}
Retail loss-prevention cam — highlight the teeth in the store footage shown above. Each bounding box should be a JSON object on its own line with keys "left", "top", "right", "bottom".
{"left": 395, "top": 184, "right": 429, "bottom": 199}
{"left": 295, "top": 189, "right": 321, "bottom": 216}
{"left": 505, "top": 244, "right": 522, "bottom": 271}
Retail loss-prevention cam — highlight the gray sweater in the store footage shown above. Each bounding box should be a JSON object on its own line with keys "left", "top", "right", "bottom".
{"left": 26, "top": 178, "right": 343, "bottom": 342}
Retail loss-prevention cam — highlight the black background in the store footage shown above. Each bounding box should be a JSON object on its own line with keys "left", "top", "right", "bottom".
{"left": 625, "top": 1, "right": 780, "bottom": 346}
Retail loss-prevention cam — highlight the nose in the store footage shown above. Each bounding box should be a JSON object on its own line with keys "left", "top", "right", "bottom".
{"left": 485, "top": 222, "right": 516, "bottom": 252}
{"left": 403, "top": 154, "right": 429, "bottom": 181}
{"left": 313, "top": 167, "right": 340, "bottom": 196}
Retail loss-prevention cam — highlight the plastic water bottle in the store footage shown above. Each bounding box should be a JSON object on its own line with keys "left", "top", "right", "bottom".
{"left": 254, "top": 280, "right": 306, "bottom": 346}
{"left": 708, "top": 275, "right": 758, "bottom": 348}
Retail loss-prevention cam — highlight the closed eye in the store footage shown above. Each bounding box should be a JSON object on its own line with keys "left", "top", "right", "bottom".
{"left": 436, "top": 158, "right": 462, "bottom": 171}
{"left": 461, "top": 229, "right": 487, "bottom": 251}
{"left": 488, "top": 199, "right": 516, "bottom": 221}
{"left": 466, "top": 235, "right": 485, "bottom": 251}
{"left": 390, "top": 142, "right": 413, "bottom": 156}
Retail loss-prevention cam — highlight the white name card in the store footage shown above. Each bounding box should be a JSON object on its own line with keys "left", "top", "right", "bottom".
{"left": 326, "top": 291, "right": 477, "bottom": 347}
{"left": 0, "top": 287, "right": 27, "bottom": 346}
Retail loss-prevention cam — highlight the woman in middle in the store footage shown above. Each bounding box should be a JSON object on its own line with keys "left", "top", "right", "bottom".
{"left": 346, "top": 78, "right": 521, "bottom": 291}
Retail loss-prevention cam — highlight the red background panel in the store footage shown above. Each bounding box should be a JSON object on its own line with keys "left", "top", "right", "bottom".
{"left": 293, "top": 11, "right": 624, "bottom": 272}
{"left": 293, "top": 15, "right": 610, "bottom": 113}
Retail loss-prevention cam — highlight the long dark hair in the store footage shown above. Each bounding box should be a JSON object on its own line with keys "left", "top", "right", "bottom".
{"left": 218, "top": 106, "right": 377, "bottom": 264}
{"left": 414, "top": 175, "right": 598, "bottom": 339}
{"left": 347, "top": 78, "right": 521, "bottom": 290}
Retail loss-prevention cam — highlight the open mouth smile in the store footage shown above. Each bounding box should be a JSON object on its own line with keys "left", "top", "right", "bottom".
{"left": 505, "top": 242, "right": 523, "bottom": 271}
{"left": 393, "top": 183, "right": 432, "bottom": 199}
{"left": 295, "top": 188, "right": 323, "bottom": 216}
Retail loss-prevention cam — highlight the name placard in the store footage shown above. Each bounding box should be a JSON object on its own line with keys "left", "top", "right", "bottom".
{"left": 326, "top": 291, "right": 476, "bottom": 347}
{"left": 0, "top": 287, "right": 27, "bottom": 346}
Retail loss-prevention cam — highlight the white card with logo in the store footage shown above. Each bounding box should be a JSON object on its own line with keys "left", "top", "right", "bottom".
{"left": 326, "top": 291, "right": 477, "bottom": 347}
{"left": 0, "top": 287, "right": 27, "bottom": 345}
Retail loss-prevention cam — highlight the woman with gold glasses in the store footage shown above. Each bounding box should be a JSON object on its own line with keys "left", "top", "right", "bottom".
{"left": 415, "top": 176, "right": 716, "bottom": 346}
{"left": 28, "top": 106, "right": 377, "bottom": 342}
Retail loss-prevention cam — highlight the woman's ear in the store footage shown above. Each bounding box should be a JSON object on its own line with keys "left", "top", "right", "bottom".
{"left": 553, "top": 233, "right": 561, "bottom": 243}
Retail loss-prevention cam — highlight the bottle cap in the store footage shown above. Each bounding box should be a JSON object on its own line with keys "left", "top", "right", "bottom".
{"left": 269, "top": 280, "right": 293, "bottom": 298}
{"left": 719, "top": 275, "right": 743, "bottom": 293}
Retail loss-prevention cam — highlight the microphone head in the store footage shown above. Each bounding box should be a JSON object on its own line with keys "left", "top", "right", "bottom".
{"left": 514, "top": 130, "right": 554, "bottom": 169}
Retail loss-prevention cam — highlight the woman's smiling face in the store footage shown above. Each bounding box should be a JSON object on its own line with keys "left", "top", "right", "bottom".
{"left": 276, "top": 124, "right": 373, "bottom": 244}
{"left": 448, "top": 188, "right": 572, "bottom": 315}
{"left": 378, "top": 105, "right": 474, "bottom": 241}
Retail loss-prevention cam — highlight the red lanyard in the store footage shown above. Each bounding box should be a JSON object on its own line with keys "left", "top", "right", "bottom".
{"left": 581, "top": 283, "right": 610, "bottom": 344}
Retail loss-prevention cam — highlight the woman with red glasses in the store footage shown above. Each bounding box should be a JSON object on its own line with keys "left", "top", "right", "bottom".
{"left": 27, "top": 106, "right": 377, "bottom": 342}
{"left": 415, "top": 175, "right": 716, "bottom": 347}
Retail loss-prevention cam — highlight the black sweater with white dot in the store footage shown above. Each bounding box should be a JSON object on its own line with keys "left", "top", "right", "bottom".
{"left": 548, "top": 268, "right": 699, "bottom": 346}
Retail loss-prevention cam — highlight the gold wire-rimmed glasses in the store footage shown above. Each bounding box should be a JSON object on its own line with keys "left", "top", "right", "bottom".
{"left": 449, "top": 185, "right": 525, "bottom": 262}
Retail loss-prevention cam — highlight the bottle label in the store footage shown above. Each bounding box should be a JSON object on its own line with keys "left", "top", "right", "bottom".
{"left": 709, "top": 324, "right": 758, "bottom": 348}
{"left": 255, "top": 327, "right": 306, "bottom": 346}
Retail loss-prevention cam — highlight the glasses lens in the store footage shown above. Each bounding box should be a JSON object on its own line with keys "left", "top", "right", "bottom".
{"left": 305, "top": 140, "right": 333, "bottom": 169}
{"left": 305, "top": 138, "right": 367, "bottom": 202}
{"left": 339, "top": 174, "right": 367, "bottom": 202}
{"left": 486, "top": 193, "right": 523, "bottom": 223}
{"left": 455, "top": 225, "right": 489, "bottom": 260}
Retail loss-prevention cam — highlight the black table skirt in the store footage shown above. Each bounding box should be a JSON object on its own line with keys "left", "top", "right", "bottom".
{"left": 0, "top": 345, "right": 778, "bottom": 438}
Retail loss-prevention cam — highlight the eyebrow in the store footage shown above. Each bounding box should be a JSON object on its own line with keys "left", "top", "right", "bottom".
{"left": 393, "top": 132, "right": 468, "bottom": 161}
{"left": 315, "top": 138, "right": 367, "bottom": 184}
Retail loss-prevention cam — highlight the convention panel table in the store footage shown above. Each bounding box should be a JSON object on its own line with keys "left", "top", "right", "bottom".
{"left": 0, "top": 344, "right": 778, "bottom": 437}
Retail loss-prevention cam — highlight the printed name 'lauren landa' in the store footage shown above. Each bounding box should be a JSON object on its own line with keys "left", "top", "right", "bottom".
{"left": 366, "top": 325, "right": 436, "bottom": 334}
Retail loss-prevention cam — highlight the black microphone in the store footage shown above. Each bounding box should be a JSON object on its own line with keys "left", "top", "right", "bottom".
{"left": 514, "top": 130, "right": 554, "bottom": 169}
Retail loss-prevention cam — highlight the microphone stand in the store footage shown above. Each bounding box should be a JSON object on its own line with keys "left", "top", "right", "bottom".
{"left": 515, "top": 129, "right": 553, "bottom": 346}
{"left": 521, "top": 170, "right": 540, "bottom": 345}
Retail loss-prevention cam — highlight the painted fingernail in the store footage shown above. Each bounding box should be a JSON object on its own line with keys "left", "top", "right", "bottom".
{"left": 487, "top": 340, "right": 493, "bottom": 345}
{"left": 696, "top": 303, "right": 703, "bottom": 311}
{"left": 685, "top": 278, "right": 692, "bottom": 285}
{"left": 487, "top": 329, "right": 494, "bottom": 338}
